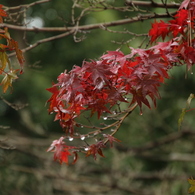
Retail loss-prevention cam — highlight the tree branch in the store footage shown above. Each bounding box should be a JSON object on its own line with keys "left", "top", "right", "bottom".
{"left": 1, "top": 12, "right": 176, "bottom": 33}
{"left": 117, "top": 129, "right": 195, "bottom": 153}
{"left": 125, "top": 0, "right": 180, "bottom": 9}
{"left": 8, "top": 30, "right": 75, "bottom": 57}
{"left": 3, "top": 0, "right": 51, "bottom": 11}
{"left": 132, "top": 151, "right": 195, "bottom": 162}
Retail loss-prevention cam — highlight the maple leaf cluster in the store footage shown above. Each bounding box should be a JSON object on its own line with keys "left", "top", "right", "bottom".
{"left": 0, "top": 5, "right": 25, "bottom": 93}
{"left": 149, "top": 0, "right": 195, "bottom": 70}
{"left": 47, "top": 0, "right": 195, "bottom": 164}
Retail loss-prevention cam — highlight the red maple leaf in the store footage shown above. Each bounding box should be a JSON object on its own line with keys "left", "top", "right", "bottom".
{"left": 47, "top": 137, "right": 73, "bottom": 164}
{"left": 8, "top": 38, "right": 25, "bottom": 66}
{"left": 0, "top": 5, "right": 7, "bottom": 17}
{"left": 151, "top": 41, "right": 179, "bottom": 64}
{"left": 0, "top": 5, "right": 7, "bottom": 23}
{"left": 86, "top": 141, "right": 105, "bottom": 160}
{"left": 82, "top": 60, "right": 114, "bottom": 89}
{"left": 149, "top": 20, "right": 169, "bottom": 43}
{"left": 169, "top": 9, "right": 188, "bottom": 37}
{"left": 103, "top": 134, "right": 121, "bottom": 147}
{"left": 184, "top": 46, "right": 195, "bottom": 70}
{"left": 57, "top": 71, "right": 85, "bottom": 103}
{"left": 46, "top": 85, "right": 60, "bottom": 113}
{"left": 87, "top": 98, "right": 112, "bottom": 118}
{"left": 173, "top": 9, "right": 188, "bottom": 26}
{"left": 101, "top": 50, "right": 126, "bottom": 67}
{"left": 179, "top": 0, "right": 191, "bottom": 9}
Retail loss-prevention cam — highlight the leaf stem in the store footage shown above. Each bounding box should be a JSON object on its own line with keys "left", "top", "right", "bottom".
{"left": 103, "top": 102, "right": 138, "bottom": 145}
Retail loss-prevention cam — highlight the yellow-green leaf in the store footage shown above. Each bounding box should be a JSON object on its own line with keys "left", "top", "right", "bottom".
{"left": 178, "top": 108, "right": 186, "bottom": 130}
{"left": 178, "top": 93, "right": 194, "bottom": 130}
{"left": 187, "top": 93, "right": 195, "bottom": 108}
{"left": 0, "top": 51, "right": 10, "bottom": 71}
{"left": 1, "top": 70, "right": 18, "bottom": 93}
{"left": 188, "top": 178, "right": 195, "bottom": 194}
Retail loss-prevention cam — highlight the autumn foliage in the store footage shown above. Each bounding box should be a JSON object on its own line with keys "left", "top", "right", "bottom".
{"left": 46, "top": 0, "right": 195, "bottom": 165}
{"left": 0, "top": 5, "right": 24, "bottom": 93}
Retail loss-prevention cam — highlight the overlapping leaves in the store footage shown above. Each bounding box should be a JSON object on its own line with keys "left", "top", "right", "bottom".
{"left": 47, "top": 0, "right": 195, "bottom": 164}
{"left": 0, "top": 5, "right": 24, "bottom": 93}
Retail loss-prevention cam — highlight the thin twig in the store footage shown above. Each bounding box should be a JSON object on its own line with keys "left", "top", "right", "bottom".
{"left": 3, "top": 0, "right": 51, "bottom": 11}
{"left": 0, "top": 12, "right": 177, "bottom": 33}
{"left": 118, "top": 129, "right": 195, "bottom": 153}
{"left": 125, "top": 0, "right": 180, "bottom": 8}
{"left": 8, "top": 30, "right": 75, "bottom": 57}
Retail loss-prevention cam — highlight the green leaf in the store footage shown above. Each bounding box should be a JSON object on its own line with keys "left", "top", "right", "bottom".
{"left": 178, "top": 93, "right": 194, "bottom": 130}
{"left": 178, "top": 108, "right": 186, "bottom": 131}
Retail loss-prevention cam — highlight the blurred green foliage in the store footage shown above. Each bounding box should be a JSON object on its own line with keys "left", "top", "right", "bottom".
{"left": 0, "top": 0, "right": 195, "bottom": 195}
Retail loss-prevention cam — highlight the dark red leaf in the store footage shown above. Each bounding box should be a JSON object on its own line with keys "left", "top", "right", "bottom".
{"left": 149, "top": 20, "right": 169, "bottom": 43}
{"left": 103, "top": 134, "right": 121, "bottom": 147}
{"left": 86, "top": 141, "right": 105, "bottom": 160}
{"left": 47, "top": 137, "right": 73, "bottom": 164}
{"left": 0, "top": 5, "right": 7, "bottom": 18}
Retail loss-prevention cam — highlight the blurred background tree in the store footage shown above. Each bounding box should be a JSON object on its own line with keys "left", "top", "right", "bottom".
{"left": 0, "top": 0, "right": 195, "bottom": 194}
